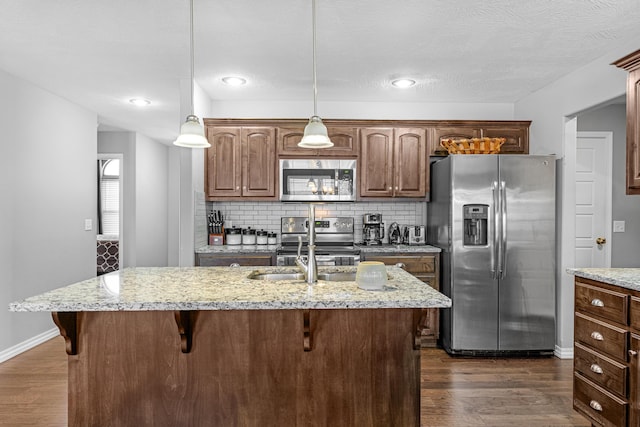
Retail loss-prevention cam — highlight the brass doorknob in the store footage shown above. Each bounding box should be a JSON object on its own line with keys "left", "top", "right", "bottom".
{"left": 596, "top": 237, "right": 607, "bottom": 245}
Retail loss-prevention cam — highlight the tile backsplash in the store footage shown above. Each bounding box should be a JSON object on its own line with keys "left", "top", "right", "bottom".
{"left": 196, "top": 195, "right": 426, "bottom": 247}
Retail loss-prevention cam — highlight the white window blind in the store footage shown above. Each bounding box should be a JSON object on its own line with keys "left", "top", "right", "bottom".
{"left": 100, "top": 178, "right": 119, "bottom": 235}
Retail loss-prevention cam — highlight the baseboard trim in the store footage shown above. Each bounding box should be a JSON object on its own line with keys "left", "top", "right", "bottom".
{"left": 0, "top": 328, "right": 59, "bottom": 364}
{"left": 554, "top": 345, "right": 573, "bottom": 359}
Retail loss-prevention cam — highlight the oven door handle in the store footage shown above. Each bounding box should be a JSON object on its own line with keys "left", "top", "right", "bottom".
{"left": 314, "top": 255, "right": 339, "bottom": 266}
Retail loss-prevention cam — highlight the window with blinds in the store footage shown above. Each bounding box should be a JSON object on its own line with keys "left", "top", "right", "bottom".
{"left": 100, "top": 159, "right": 120, "bottom": 236}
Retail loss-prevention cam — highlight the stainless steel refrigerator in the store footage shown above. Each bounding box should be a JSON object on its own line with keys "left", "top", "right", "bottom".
{"left": 427, "top": 155, "right": 556, "bottom": 355}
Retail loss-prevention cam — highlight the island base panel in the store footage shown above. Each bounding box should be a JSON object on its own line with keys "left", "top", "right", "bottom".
{"left": 66, "top": 309, "right": 420, "bottom": 426}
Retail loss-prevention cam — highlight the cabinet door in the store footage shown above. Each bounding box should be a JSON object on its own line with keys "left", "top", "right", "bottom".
{"left": 430, "top": 127, "right": 480, "bottom": 156}
{"left": 206, "top": 127, "right": 242, "bottom": 197}
{"left": 277, "top": 127, "right": 306, "bottom": 155}
{"left": 242, "top": 127, "right": 277, "bottom": 197}
{"left": 394, "top": 128, "right": 427, "bottom": 197}
{"left": 630, "top": 334, "right": 640, "bottom": 426}
{"left": 482, "top": 126, "right": 529, "bottom": 154}
{"left": 359, "top": 128, "right": 394, "bottom": 197}
{"left": 628, "top": 68, "right": 640, "bottom": 194}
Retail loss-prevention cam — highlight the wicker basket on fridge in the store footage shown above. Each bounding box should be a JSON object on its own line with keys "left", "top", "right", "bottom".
{"left": 440, "top": 137, "right": 506, "bottom": 154}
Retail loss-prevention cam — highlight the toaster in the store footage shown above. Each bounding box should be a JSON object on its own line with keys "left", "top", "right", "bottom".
{"left": 407, "top": 226, "right": 426, "bottom": 245}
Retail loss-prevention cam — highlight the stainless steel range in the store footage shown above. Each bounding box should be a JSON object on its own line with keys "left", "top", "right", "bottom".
{"left": 277, "top": 217, "right": 360, "bottom": 266}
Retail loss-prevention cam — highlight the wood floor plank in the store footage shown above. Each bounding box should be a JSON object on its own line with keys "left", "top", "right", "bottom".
{"left": 0, "top": 338, "right": 591, "bottom": 426}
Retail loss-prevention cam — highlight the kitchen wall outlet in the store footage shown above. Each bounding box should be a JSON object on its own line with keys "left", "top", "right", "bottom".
{"left": 84, "top": 219, "right": 93, "bottom": 231}
{"left": 613, "top": 220, "right": 625, "bottom": 233}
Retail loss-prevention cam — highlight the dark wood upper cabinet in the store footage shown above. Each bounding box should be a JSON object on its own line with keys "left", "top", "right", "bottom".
{"left": 360, "top": 127, "right": 427, "bottom": 198}
{"left": 277, "top": 125, "right": 358, "bottom": 157}
{"left": 429, "top": 122, "right": 530, "bottom": 156}
{"left": 613, "top": 49, "right": 640, "bottom": 195}
{"left": 204, "top": 124, "right": 276, "bottom": 200}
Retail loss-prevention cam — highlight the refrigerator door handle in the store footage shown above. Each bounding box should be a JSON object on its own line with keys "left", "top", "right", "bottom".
{"left": 500, "top": 180, "right": 507, "bottom": 279}
{"left": 491, "top": 181, "right": 499, "bottom": 279}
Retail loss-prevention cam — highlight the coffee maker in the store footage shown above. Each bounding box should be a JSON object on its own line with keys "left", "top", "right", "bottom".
{"left": 362, "top": 213, "right": 384, "bottom": 245}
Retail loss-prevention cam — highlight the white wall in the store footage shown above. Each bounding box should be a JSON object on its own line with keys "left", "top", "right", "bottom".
{"left": 0, "top": 68, "right": 97, "bottom": 354}
{"left": 211, "top": 100, "right": 515, "bottom": 121}
{"left": 98, "top": 131, "right": 170, "bottom": 267}
{"left": 515, "top": 40, "right": 639, "bottom": 355}
{"left": 577, "top": 103, "right": 640, "bottom": 267}
{"left": 135, "top": 134, "right": 169, "bottom": 267}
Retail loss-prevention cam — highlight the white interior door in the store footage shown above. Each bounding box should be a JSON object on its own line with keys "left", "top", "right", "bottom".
{"left": 574, "top": 132, "right": 612, "bottom": 268}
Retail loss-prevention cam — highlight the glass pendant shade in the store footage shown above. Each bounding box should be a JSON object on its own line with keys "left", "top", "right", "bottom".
{"left": 299, "top": 115, "right": 334, "bottom": 148}
{"left": 174, "top": 115, "right": 211, "bottom": 148}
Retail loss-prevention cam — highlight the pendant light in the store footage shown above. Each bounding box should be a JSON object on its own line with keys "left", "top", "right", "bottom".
{"left": 298, "top": 0, "right": 333, "bottom": 148}
{"left": 174, "top": 0, "right": 210, "bottom": 148}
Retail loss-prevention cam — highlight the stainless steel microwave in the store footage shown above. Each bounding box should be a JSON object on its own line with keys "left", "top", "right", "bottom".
{"left": 279, "top": 159, "right": 357, "bottom": 202}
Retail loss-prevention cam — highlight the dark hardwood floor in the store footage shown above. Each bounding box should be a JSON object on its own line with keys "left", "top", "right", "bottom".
{"left": 0, "top": 337, "right": 589, "bottom": 426}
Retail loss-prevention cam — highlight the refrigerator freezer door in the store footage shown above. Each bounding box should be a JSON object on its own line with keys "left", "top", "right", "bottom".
{"left": 450, "top": 155, "right": 499, "bottom": 351}
{"left": 498, "top": 155, "right": 556, "bottom": 351}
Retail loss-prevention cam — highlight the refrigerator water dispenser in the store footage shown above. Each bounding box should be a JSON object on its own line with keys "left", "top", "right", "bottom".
{"left": 463, "top": 204, "right": 488, "bottom": 246}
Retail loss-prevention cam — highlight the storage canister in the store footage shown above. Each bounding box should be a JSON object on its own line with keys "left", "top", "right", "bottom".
{"left": 267, "top": 232, "right": 277, "bottom": 245}
{"left": 241, "top": 227, "right": 256, "bottom": 245}
{"left": 256, "top": 229, "right": 268, "bottom": 245}
{"left": 225, "top": 227, "right": 242, "bottom": 245}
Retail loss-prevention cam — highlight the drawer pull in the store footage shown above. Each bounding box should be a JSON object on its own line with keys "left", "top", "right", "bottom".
{"left": 589, "top": 400, "right": 603, "bottom": 412}
{"left": 590, "top": 364, "right": 603, "bottom": 374}
{"left": 590, "top": 298, "right": 604, "bottom": 307}
{"left": 630, "top": 350, "right": 638, "bottom": 357}
{"left": 590, "top": 331, "right": 604, "bottom": 341}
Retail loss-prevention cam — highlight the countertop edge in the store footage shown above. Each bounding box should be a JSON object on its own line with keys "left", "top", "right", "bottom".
{"left": 567, "top": 268, "right": 640, "bottom": 292}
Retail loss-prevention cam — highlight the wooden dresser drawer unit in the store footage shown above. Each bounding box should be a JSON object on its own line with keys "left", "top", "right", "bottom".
{"left": 574, "top": 342, "right": 628, "bottom": 396}
{"left": 576, "top": 280, "right": 628, "bottom": 325}
{"left": 575, "top": 312, "right": 628, "bottom": 363}
{"left": 574, "top": 373, "right": 628, "bottom": 427}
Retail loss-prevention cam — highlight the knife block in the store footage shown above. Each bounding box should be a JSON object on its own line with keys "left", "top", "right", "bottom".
{"left": 209, "top": 233, "right": 224, "bottom": 246}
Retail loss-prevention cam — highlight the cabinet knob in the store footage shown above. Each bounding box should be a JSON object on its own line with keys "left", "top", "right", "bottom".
{"left": 630, "top": 349, "right": 638, "bottom": 357}
{"left": 596, "top": 237, "right": 607, "bottom": 245}
{"left": 590, "top": 298, "right": 604, "bottom": 307}
{"left": 236, "top": 186, "right": 240, "bottom": 190}
{"left": 388, "top": 187, "right": 392, "bottom": 191}
{"left": 395, "top": 186, "right": 398, "bottom": 190}
{"left": 590, "top": 364, "right": 603, "bottom": 374}
{"left": 229, "top": 263, "right": 240, "bottom": 267}
{"left": 395, "top": 263, "right": 406, "bottom": 269}
{"left": 590, "top": 331, "right": 604, "bottom": 341}
{"left": 589, "top": 400, "right": 603, "bottom": 412}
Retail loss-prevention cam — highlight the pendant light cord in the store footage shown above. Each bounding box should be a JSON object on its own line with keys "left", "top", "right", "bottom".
{"left": 189, "top": 0, "right": 195, "bottom": 116}
{"left": 311, "top": 0, "right": 318, "bottom": 117}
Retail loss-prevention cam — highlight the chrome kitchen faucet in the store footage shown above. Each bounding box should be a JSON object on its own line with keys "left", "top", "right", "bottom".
{"left": 295, "top": 204, "right": 318, "bottom": 284}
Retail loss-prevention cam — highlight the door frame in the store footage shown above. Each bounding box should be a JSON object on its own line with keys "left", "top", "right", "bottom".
{"left": 575, "top": 131, "right": 613, "bottom": 268}
{"left": 97, "top": 153, "right": 124, "bottom": 269}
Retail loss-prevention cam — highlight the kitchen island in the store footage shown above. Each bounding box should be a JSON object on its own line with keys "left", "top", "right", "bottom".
{"left": 10, "top": 266, "right": 450, "bottom": 427}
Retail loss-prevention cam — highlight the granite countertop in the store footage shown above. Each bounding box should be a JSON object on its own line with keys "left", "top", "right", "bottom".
{"left": 195, "top": 244, "right": 441, "bottom": 254}
{"left": 568, "top": 268, "right": 640, "bottom": 292}
{"left": 357, "top": 244, "right": 441, "bottom": 253}
{"left": 9, "top": 266, "right": 451, "bottom": 312}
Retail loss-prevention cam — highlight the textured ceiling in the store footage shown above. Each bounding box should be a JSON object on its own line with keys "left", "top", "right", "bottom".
{"left": 0, "top": 0, "right": 639, "bottom": 144}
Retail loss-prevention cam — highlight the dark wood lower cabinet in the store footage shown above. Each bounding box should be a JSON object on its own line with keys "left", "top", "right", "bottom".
{"left": 573, "top": 277, "right": 640, "bottom": 427}
{"left": 57, "top": 309, "right": 422, "bottom": 426}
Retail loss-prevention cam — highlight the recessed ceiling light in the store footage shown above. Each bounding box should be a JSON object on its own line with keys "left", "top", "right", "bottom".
{"left": 222, "top": 76, "right": 247, "bottom": 86}
{"left": 391, "top": 79, "right": 416, "bottom": 88}
{"left": 129, "top": 98, "right": 151, "bottom": 107}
